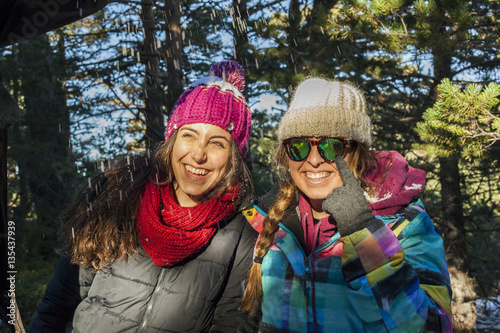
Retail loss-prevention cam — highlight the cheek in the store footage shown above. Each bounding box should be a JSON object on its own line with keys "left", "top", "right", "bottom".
{"left": 171, "top": 141, "right": 188, "bottom": 161}
{"left": 171, "top": 150, "right": 180, "bottom": 164}
{"left": 289, "top": 169, "right": 301, "bottom": 187}
{"left": 213, "top": 152, "right": 231, "bottom": 176}
{"left": 330, "top": 172, "right": 344, "bottom": 189}
{"left": 288, "top": 161, "right": 302, "bottom": 180}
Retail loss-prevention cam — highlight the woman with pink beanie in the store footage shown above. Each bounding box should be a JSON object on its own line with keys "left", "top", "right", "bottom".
{"left": 239, "top": 78, "right": 452, "bottom": 332}
{"left": 29, "top": 61, "right": 258, "bottom": 332}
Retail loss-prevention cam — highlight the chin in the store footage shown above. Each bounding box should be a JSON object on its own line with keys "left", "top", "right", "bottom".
{"left": 304, "top": 185, "right": 345, "bottom": 201}
{"left": 307, "top": 195, "right": 328, "bottom": 201}
{"left": 301, "top": 190, "right": 330, "bottom": 201}
{"left": 182, "top": 187, "right": 208, "bottom": 198}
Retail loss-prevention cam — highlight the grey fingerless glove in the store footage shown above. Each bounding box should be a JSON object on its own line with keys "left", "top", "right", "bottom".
{"left": 322, "top": 156, "right": 374, "bottom": 236}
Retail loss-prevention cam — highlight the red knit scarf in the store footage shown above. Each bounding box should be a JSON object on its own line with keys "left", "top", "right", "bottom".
{"left": 136, "top": 181, "right": 238, "bottom": 267}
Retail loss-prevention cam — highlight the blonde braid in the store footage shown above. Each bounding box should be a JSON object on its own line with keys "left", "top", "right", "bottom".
{"left": 239, "top": 179, "right": 297, "bottom": 317}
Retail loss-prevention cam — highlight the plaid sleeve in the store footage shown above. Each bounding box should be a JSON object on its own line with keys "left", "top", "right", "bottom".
{"left": 341, "top": 207, "right": 452, "bottom": 332}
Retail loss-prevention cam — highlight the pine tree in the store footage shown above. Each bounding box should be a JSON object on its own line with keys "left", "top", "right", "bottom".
{"left": 416, "top": 79, "right": 500, "bottom": 160}
{"left": 416, "top": 78, "right": 500, "bottom": 328}
{"left": 337, "top": 1, "right": 500, "bottom": 327}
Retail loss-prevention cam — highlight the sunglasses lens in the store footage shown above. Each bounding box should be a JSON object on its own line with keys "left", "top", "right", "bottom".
{"left": 318, "top": 138, "right": 344, "bottom": 161}
{"left": 288, "top": 138, "right": 310, "bottom": 161}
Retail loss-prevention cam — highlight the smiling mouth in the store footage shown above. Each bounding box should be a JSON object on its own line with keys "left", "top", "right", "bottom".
{"left": 185, "top": 165, "right": 209, "bottom": 176}
{"left": 305, "top": 172, "right": 330, "bottom": 180}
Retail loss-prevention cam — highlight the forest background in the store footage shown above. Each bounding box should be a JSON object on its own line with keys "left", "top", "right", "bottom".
{"left": 1, "top": 0, "right": 499, "bottom": 331}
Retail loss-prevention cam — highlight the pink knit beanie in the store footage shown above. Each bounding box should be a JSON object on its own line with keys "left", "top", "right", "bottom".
{"left": 164, "top": 61, "right": 251, "bottom": 156}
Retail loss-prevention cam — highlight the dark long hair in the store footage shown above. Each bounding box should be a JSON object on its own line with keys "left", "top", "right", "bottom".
{"left": 59, "top": 131, "right": 253, "bottom": 270}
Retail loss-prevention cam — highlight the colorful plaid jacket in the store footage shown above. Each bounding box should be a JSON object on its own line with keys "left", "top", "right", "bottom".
{"left": 244, "top": 199, "right": 452, "bottom": 332}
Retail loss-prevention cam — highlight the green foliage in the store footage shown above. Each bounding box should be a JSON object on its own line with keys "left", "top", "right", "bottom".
{"left": 416, "top": 79, "right": 500, "bottom": 160}
{"left": 458, "top": 156, "right": 500, "bottom": 295}
{"left": 369, "top": 0, "right": 404, "bottom": 15}
{"left": 16, "top": 254, "right": 60, "bottom": 327}
{"left": 247, "top": 108, "right": 280, "bottom": 196}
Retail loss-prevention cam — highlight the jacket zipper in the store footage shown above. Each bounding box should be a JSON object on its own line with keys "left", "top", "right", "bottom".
{"left": 310, "top": 219, "right": 321, "bottom": 333}
{"left": 137, "top": 268, "right": 168, "bottom": 333}
{"left": 279, "top": 221, "right": 341, "bottom": 333}
{"left": 279, "top": 222, "right": 324, "bottom": 331}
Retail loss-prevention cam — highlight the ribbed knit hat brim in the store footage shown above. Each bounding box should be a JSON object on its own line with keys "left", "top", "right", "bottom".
{"left": 164, "top": 61, "right": 251, "bottom": 156}
{"left": 278, "top": 78, "right": 372, "bottom": 147}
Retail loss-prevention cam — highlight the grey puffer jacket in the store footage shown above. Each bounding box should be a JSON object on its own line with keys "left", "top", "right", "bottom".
{"left": 29, "top": 213, "right": 258, "bottom": 333}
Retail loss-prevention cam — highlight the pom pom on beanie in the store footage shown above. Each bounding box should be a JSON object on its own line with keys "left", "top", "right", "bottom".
{"left": 165, "top": 60, "right": 251, "bottom": 156}
{"left": 209, "top": 61, "right": 245, "bottom": 92}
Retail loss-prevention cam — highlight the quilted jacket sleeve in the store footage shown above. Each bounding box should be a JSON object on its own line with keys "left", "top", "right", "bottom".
{"left": 341, "top": 203, "right": 452, "bottom": 332}
{"left": 210, "top": 215, "right": 259, "bottom": 333}
{"left": 28, "top": 256, "right": 95, "bottom": 333}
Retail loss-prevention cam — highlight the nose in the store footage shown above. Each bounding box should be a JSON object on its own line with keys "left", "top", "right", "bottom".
{"left": 191, "top": 141, "right": 207, "bottom": 163}
{"left": 307, "top": 145, "right": 323, "bottom": 167}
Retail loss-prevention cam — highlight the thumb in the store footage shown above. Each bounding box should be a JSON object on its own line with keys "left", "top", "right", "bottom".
{"left": 335, "top": 155, "right": 358, "bottom": 188}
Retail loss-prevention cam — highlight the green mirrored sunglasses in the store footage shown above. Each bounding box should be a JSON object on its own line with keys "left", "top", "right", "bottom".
{"left": 283, "top": 137, "right": 351, "bottom": 162}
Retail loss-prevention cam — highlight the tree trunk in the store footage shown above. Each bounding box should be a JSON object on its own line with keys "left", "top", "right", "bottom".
{"left": 431, "top": 22, "right": 477, "bottom": 330}
{"left": 141, "top": 0, "right": 165, "bottom": 148}
{"left": 307, "top": 0, "right": 338, "bottom": 70}
{"left": 232, "top": 0, "right": 249, "bottom": 69}
{"left": 286, "top": 0, "right": 301, "bottom": 75}
{"left": 15, "top": 34, "right": 75, "bottom": 257}
{"left": 309, "top": 0, "right": 338, "bottom": 38}
{"left": 438, "top": 155, "right": 468, "bottom": 269}
{"left": 437, "top": 153, "right": 477, "bottom": 331}
{"left": 163, "top": 0, "right": 184, "bottom": 120}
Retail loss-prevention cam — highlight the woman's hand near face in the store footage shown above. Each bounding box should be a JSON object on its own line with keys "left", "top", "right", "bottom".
{"left": 322, "top": 156, "right": 374, "bottom": 236}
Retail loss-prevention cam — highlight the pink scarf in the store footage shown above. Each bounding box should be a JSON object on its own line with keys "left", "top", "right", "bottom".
{"left": 366, "top": 151, "right": 426, "bottom": 215}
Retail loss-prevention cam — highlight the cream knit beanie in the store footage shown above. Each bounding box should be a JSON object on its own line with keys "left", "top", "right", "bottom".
{"left": 278, "top": 78, "right": 372, "bottom": 147}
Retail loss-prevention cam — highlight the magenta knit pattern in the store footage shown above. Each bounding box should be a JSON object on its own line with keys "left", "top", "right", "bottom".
{"left": 164, "top": 61, "right": 251, "bottom": 156}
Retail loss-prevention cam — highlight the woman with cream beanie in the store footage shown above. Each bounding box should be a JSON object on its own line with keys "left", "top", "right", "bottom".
{"left": 240, "top": 78, "right": 452, "bottom": 332}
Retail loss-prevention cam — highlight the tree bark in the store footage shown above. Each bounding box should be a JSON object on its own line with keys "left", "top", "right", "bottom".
{"left": 141, "top": 0, "right": 165, "bottom": 148}
{"left": 15, "top": 34, "right": 75, "bottom": 256}
{"left": 162, "top": 0, "right": 184, "bottom": 119}
{"left": 307, "top": 0, "right": 338, "bottom": 70}
{"left": 432, "top": 44, "right": 469, "bottom": 272}
{"left": 232, "top": 0, "right": 249, "bottom": 68}
{"left": 431, "top": 6, "right": 477, "bottom": 329}
{"left": 286, "top": 0, "right": 301, "bottom": 74}
{"left": 438, "top": 155, "right": 467, "bottom": 267}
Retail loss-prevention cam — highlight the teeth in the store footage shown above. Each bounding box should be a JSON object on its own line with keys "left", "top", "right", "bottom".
{"left": 185, "top": 165, "right": 208, "bottom": 175}
{"left": 305, "top": 172, "right": 329, "bottom": 180}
